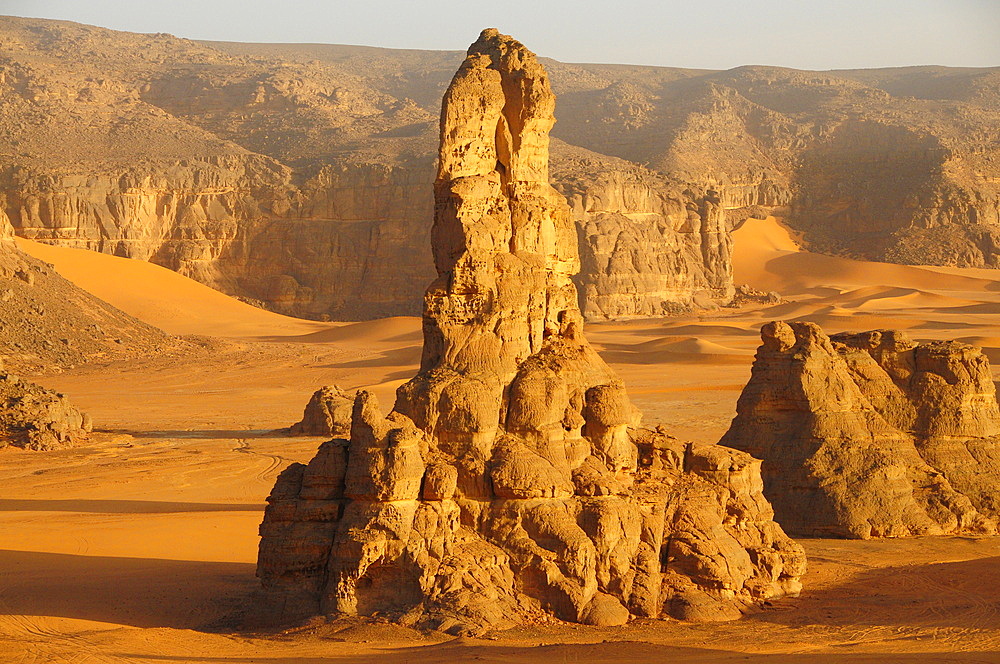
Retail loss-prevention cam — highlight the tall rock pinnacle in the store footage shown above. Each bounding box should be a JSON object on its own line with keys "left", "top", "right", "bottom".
{"left": 255, "top": 30, "right": 804, "bottom": 632}
{"left": 396, "top": 28, "right": 632, "bottom": 500}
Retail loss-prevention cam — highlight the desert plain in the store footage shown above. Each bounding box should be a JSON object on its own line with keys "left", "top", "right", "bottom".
{"left": 0, "top": 217, "right": 996, "bottom": 662}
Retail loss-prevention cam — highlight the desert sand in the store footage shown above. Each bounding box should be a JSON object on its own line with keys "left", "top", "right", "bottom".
{"left": 2, "top": 218, "right": 1000, "bottom": 661}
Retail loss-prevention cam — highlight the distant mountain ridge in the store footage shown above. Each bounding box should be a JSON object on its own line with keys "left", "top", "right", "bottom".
{"left": 1, "top": 15, "right": 997, "bottom": 321}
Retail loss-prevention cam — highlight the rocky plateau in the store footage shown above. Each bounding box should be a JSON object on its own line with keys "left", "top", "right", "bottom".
{"left": 2, "top": 15, "right": 996, "bottom": 321}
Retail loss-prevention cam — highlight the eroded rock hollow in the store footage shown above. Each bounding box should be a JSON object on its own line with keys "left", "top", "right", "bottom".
{"left": 256, "top": 30, "right": 804, "bottom": 632}
{"left": 722, "top": 321, "right": 1000, "bottom": 538}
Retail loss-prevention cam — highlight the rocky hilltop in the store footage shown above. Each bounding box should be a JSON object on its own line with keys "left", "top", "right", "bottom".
{"left": 721, "top": 321, "right": 1000, "bottom": 539}
{"left": 4, "top": 17, "right": 995, "bottom": 320}
{"left": 254, "top": 31, "right": 804, "bottom": 631}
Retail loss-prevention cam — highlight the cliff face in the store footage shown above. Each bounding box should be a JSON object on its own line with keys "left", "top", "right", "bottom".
{"left": 2, "top": 17, "right": 998, "bottom": 322}
{"left": 552, "top": 145, "right": 733, "bottom": 318}
{"left": 721, "top": 322, "right": 1000, "bottom": 539}
{"left": 255, "top": 31, "right": 804, "bottom": 632}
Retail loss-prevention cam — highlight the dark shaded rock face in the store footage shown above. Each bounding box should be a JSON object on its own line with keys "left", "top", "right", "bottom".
{"left": 721, "top": 321, "right": 1000, "bottom": 539}
{"left": 253, "top": 31, "right": 804, "bottom": 634}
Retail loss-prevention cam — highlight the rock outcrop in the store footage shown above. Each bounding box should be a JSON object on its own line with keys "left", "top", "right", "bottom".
{"left": 255, "top": 30, "right": 804, "bottom": 632}
{"left": 0, "top": 368, "right": 91, "bottom": 450}
{"left": 289, "top": 385, "right": 355, "bottom": 437}
{"left": 721, "top": 321, "right": 1000, "bottom": 538}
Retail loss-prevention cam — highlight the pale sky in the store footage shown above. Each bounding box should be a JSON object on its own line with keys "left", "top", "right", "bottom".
{"left": 2, "top": 0, "right": 998, "bottom": 70}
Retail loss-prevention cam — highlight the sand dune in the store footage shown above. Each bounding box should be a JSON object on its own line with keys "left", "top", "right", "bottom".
{"left": 733, "top": 217, "right": 997, "bottom": 295}
{"left": 17, "top": 238, "right": 329, "bottom": 338}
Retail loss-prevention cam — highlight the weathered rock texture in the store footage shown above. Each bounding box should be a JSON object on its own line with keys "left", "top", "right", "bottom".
{"left": 255, "top": 31, "right": 804, "bottom": 632}
{"left": 550, "top": 145, "right": 734, "bottom": 318}
{"left": 289, "top": 385, "right": 355, "bottom": 437}
{"left": 721, "top": 321, "right": 1000, "bottom": 538}
{"left": 0, "top": 368, "right": 91, "bottom": 450}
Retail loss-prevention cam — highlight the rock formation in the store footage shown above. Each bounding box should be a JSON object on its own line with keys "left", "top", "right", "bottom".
{"left": 255, "top": 30, "right": 804, "bottom": 632}
{"left": 289, "top": 385, "right": 355, "bottom": 437}
{"left": 550, "top": 145, "right": 734, "bottom": 318}
{"left": 0, "top": 367, "right": 91, "bottom": 450}
{"left": 721, "top": 321, "right": 1000, "bottom": 538}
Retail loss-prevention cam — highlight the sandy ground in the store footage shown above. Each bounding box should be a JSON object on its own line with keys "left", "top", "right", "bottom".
{"left": 3, "top": 220, "right": 1000, "bottom": 662}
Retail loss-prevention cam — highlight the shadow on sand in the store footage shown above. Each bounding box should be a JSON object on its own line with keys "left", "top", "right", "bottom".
{"left": 0, "top": 499, "right": 263, "bottom": 513}
{"left": 756, "top": 554, "right": 1000, "bottom": 631}
{"left": 104, "top": 429, "right": 279, "bottom": 440}
{"left": 0, "top": 549, "right": 255, "bottom": 629}
{"left": 113, "top": 641, "right": 1000, "bottom": 664}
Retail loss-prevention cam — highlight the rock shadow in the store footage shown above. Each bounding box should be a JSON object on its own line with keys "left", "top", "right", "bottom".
{"left": 757, "top": 554, "right": 1000, "bottom": 631}
{"left": 104, "top": 428, "right": 277, "bottom": 439}
{"left": 0, "top": 549, "right": 255, "bottom": 629}
{"left": 113, "top": 641, "right": 1000, "bottom": 663}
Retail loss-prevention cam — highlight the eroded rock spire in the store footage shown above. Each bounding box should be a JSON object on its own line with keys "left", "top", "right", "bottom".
{"left": 255, "top": 30, "right": 804, "bottom": 632}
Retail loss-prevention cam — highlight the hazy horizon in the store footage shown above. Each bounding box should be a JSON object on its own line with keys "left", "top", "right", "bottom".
{"left": 3, "top": 0, "right": 999, "bottom": 71}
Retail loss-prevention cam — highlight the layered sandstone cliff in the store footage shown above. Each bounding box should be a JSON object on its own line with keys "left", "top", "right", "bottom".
{"left": 551, "top": 145, "right": 734, "bottom": 318}
{"left": 721, "top": 321, "right": 1000, "bottom": 538}
{"left": 6, "top": 17, "right": 996, "bottom": 320}
{"left": 255, "top": 31, "right": 804, "bottom": 631}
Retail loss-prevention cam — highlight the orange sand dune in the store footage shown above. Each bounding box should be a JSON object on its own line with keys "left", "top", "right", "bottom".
{"left": 733, "top": 217, "right": 998, "bottom": 295}
{"left": 17, "top": 238, "right": 329, "bottom": 338}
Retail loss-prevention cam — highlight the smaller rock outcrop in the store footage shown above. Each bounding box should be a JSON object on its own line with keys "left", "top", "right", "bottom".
{"left": 289, "top": 385, "right": 355, "bottom": 437}
{"left": 721, "top": 321, "right": 1000, "bottom": 538}
{"left": 0, "top": 369, "right": 91, "bottom": 450}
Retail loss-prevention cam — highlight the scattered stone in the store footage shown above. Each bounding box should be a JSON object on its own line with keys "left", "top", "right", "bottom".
{"left": 727, "top": 283, "right": 783, "bottom": 307}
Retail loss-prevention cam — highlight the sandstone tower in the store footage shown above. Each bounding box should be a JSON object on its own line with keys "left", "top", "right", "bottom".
{"left": 255, "top": 29, "right": 804, "bottom": 632}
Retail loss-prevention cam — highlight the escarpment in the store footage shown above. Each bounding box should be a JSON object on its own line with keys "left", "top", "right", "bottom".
{"left": 7, "top": 17, "right": 996, "bottom": 322}
{"left": 254, "top": 30, "right": 804, "bottom": 632}
{"left": 551, "top": 145, "right": 734, "bottom": 318}
{"left": 721, "top": 321, "right": 1000, "bottom": 538}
